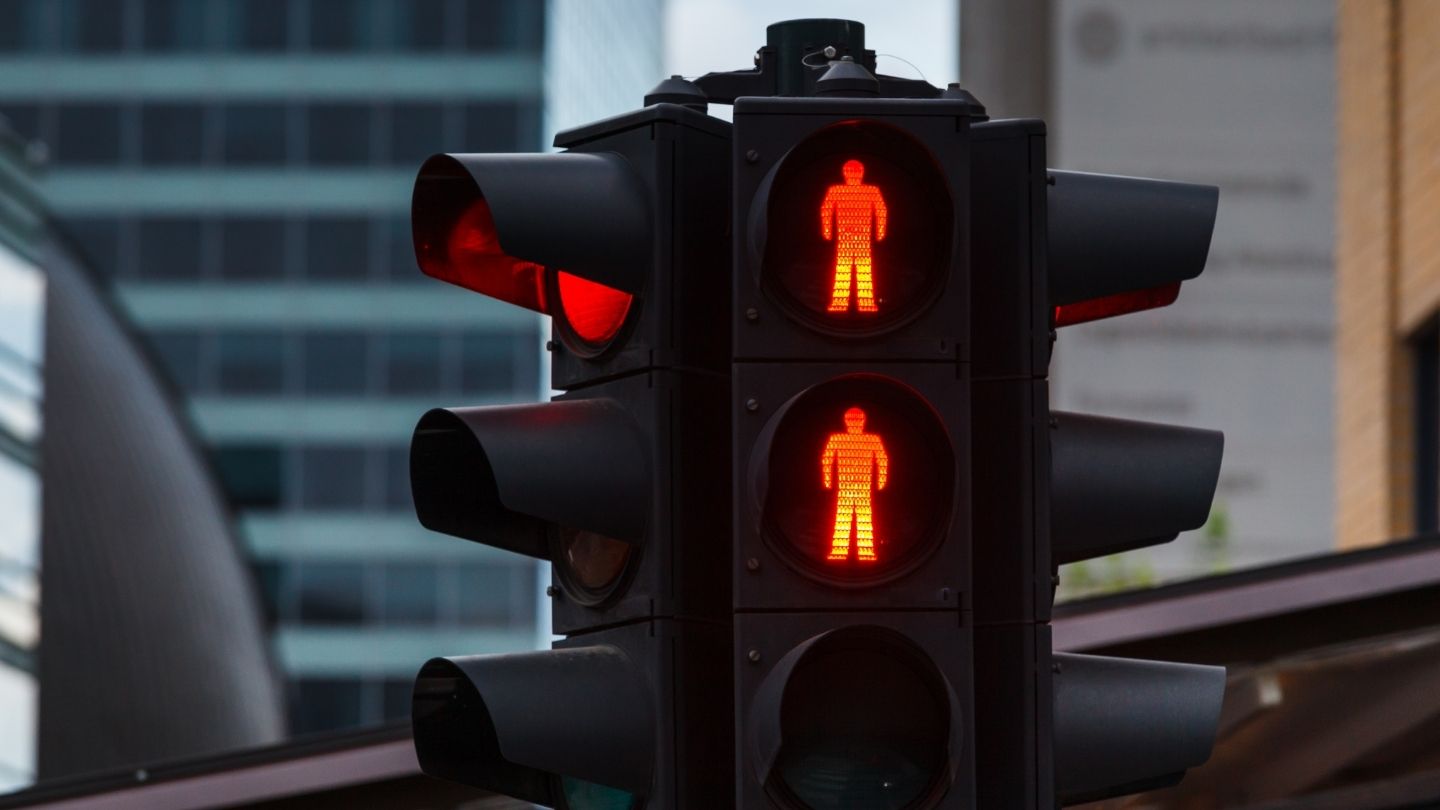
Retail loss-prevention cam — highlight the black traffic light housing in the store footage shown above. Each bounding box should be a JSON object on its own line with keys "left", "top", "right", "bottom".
{"left": 406, "top": 102, "right": 735, "bottom": 807}
{"left": 412, "top": 103, "right": 731, "bottom": 390}
{"left": 723, "top": 30, "right": 984, "bottom": 807}
{"left": 967, "top": 116, "right": 1228, "bottom": 806}
{"left": 407, "top": 17, "right": 1231, "bottom": 808}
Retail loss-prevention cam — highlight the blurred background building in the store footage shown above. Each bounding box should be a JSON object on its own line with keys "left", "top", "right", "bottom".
{"left": 963, "top": 0, "right": 1337, "bottom": 593}
{"left": 0, "top": 123, "right": 45, "bottom": 793}
{"left": 0, "top": 112, "right": 284, "bottom": 792}
{"left": 0, "top": 0, "right": 659, "bottom": 739}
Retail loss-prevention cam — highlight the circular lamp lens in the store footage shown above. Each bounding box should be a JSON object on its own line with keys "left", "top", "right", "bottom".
{"left": 555, "top": 270, "right": 635, "bottom": 353}
{"left": 772, "top": 629, "right": 952, "bottom": 810}
{"left": 760, "top": 375, "right": 954, "bottom": 586}
{"left": 553, "top": 527, "right": 634, "bottom": 606}
{"left": 760, "top": 121, "right": 953, "bottom": 335}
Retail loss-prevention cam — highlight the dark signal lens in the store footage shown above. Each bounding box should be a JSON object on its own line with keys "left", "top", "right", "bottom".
{"left": 760, "top": 376, "right": 953, "bottom": 585}
{"left": 552, "top": 527, "right": 634, "bottom": 607}
{"left": 771, "top": 628, "right": 951, "bottom": 810}
{"left": 761, "top": 121, "right": 953, "bottom": 335}
{"left": 557, "top": 270, "right": 634, "bottom": 348}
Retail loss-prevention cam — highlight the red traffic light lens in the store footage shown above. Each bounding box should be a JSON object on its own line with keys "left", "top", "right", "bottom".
{"left": 761, "top": 121, "right": 953, "bottom": 335}
{"left": 556, "top": 271, "right": 635, "bottom": 349}
{"left": 770, "top": 627, "right": 952, "bottom": 809}
{"left": 1053, "top": 281, "right": 1182, "bottom": 328}
{"left": 759, "top": 375, "right": 953, "bottom": 586}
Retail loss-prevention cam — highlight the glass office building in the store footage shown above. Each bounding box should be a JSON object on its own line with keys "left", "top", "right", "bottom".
{"left": 0, "top": 0, "right": 551, "bottom": 734}
{"left": 0, "top": 124, "right": 44, "bottom": 791}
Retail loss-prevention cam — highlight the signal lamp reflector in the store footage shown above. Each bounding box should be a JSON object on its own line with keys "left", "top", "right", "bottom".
{"left": 552, "top": 526, "right": 634, "bottom": 607}
{"left": 416, "top": 197, "right": 551, "bottom": 315}
{"left": 757, "top": 627, "right": 956, "bottom": 810}
{"left": 1053, "top": 282, "right": 1182, "bottom": 328}
{"left": 758, "top": 375, "right": 953, "bottom": 586}
{"left": 759, "top": 121, "right": 953, "bottom": 335}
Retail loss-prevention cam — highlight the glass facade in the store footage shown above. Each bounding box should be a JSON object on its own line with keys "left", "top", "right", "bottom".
{"left": 0, "top": 0, "right": 549, "bottom": 736}
{"left": 0, "top": 229, "right": 45, "bottom": 790}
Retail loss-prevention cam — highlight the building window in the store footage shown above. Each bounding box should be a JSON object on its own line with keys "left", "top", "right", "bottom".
{"left": 464, "top": 0, "right": 543, "bottom": 52}
{"left": 459, "top": 331, "right": 523, "bottom": 395}
{"left": 55, "top": 104, "right": 123, "bottom": 165}
{"left": 291, "top": 678, "right": 366, "bottom": 734}
{"left": 142, "top": 0, "right": 209, "bottom": 51}
{"left": 381, "top": 562, "right": 439, "bottom": 624}
{"left": 389, "top": 0, "right": 447, "bottom": 51}
{"left": 222, "top": 103, "right": 289, "bottom": 165}
{"left": 299, "top": 445, "right": 369, "bottom": 508}
{"left": 213, "top": 444, "right": 286, "bottom": 510}
{"left": 302, "top": 331, "right": 370, "bottom": 395}
{"left": 219, "top": 217, "right": 287, "bottom": 280}
{"left": 250, "top": 559, "right": 283, "bottom": 627}
{"left": 1416, "top": 322, "right": 1439, "bottom": 533}
{"left": 462, "top": 102, "right": 520, "bottom": 152}
{"left": 0, "top": 1, "right": 50, "bottom": 52}
{"left": 57, "top": 0, "right": 124, "bottom": 52}
{"left": 0, "top": 104, "right": 43, "bottom": 144}
{"left": 384, "top": 332, "right": 442, "bottom": 394}
{"left": 308, "top": 0, "right": 377, "bottom": 52}
{"left": 136, "top": 217, "right": 204, "bottom": 280}
{"left": 296, "top": 563, "right": 368, "bottom": 625}
{"left": 306, "top": 104, "right": 373, "bottom": 166}
{"left": 221, "top": 0, "right": 290, "bottom": 51}
{"left": 382, "top": 677, "right": 413, "bottom": 721}
{"left": 146, "top": 329, "right": 206, "bottom": 393}
{"left": 387, "top": 102, "right": 445, "bottom": 166}
{"left": 216, "top": 332, "right": 287, "bottom": 394}
{"left": 304, "top": 217, "right": 370, "bottom": 280}
{"left": 384, "top": 444, "right": 410, "bottom": 510}
{"left": 140, "top": 103, "right": 206, "bottom": 165}
{"left": 456, "top": 563, "right": 534, "bottom": 627}
{"left": 63, "top": 216, "right": 122, "bottom": 278}
{"left": 386, "top": 215, "right": 421, "bottom": 280}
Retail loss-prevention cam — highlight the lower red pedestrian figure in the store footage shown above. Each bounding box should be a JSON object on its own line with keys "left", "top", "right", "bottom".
{"left": 821, "top": 406, "right": 889, "bottom": 562}
{"left": 820, "top": 159, "right": 888, "bottom": 314}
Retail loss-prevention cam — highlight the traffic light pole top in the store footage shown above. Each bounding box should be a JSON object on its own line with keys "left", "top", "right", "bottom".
{"left": 693, "top": 18, "right": 948, "bottom": 103}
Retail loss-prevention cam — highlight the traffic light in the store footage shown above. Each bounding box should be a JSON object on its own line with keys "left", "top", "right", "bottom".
{"left": 718, "top": 20, "right": 984, "bottom": 808}
{"left": 969, "top": 119, "right": 1227, "bottom": 805}
{"left": 405, "top": 16, "right": 1232, "bottom": 808}
{"left": 406, "top": 97, "right": 735, "bottom": 807}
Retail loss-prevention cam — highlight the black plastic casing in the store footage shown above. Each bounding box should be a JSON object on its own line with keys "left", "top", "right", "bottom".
{"left": 550, "top": 104, "right": 732, "bottom": 390}
{"left": 413, "top": 619, "right": 730, "bottom": 808}
{"left": 730, "top": 96, "right": 979, "bottom": 809}
{"left": 548, "top": 369, "right": 730, "bottom": 636}
{"left": 968, "top": 118, "right": 1056, "bottom": 810}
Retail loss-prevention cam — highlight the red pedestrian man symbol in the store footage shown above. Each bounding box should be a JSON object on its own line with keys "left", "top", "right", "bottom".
{"left": 821, "top": 407, "right": 890, "bottom": 562}
{"left": 821, "top": 159, "right": 888, "bottom": 314}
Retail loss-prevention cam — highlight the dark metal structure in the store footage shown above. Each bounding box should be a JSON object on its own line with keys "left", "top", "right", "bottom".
{"left": 36, "top": 226, "right": 284, "bottom": 777}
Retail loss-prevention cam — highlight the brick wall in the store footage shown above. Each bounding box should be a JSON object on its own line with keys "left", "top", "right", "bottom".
{"left": 1335, "top": 0, "right": 1440, "bottom": 548}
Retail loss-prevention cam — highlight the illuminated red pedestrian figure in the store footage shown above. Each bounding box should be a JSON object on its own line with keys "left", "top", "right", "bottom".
{"left": 821, "top": 406, "right": 890, "bottom": 562}
{"left": 820, "top": 159, "right": 888, "bottom": 314}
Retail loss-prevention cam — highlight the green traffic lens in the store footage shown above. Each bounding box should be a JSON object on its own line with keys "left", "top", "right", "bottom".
{"left": 560, "top": 776, "right": 639, "bottom": 810}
